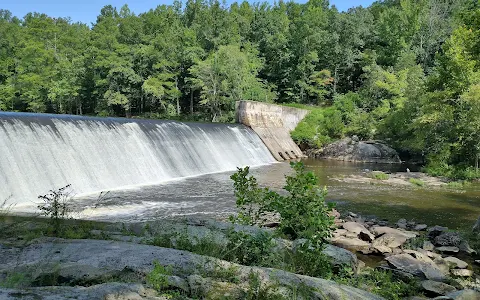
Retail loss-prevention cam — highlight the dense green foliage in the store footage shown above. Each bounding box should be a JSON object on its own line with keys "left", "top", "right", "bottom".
{"left": 231, "top": 162, "right": 335, "bottom": 247}
{"left": 1, "top": 0, "right": 480, "bottom": 176}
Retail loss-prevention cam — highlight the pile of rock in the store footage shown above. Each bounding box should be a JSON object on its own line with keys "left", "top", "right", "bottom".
{"left": 329, "top": 212, "right": 480, "bottom": 299}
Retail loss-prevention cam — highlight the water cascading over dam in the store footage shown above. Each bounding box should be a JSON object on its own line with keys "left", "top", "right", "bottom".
{"left": 0, "top": 112, "right": 275, "bottom": 206}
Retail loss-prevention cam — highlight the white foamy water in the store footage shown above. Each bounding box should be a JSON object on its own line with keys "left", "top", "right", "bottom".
{"left": 0, "top": 112, "right": 275, "bottom": 206}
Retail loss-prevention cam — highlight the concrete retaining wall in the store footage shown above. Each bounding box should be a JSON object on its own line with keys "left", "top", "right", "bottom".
{"left": 236, "top": 101, "right": 309, "bottom": 161}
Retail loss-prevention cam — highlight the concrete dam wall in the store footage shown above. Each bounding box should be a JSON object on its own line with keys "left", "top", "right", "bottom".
{"left": 236, "top": 101, "right": 309, "bottom": 161}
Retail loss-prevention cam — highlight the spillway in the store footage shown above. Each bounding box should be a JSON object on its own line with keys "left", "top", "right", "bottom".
{"left": 0, "top": 112, "right": 275, "bottom": 206}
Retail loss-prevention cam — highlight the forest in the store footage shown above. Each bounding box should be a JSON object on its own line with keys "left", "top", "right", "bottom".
{"left": 0, "top": 0, "right": 479, "bottom": 178}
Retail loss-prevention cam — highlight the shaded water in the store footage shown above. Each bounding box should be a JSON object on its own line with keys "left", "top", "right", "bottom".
{"left": 74, "top": 159, "right": 480, "bottom": 230}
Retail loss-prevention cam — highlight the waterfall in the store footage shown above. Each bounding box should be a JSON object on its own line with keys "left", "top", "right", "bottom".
{"left": 0, "top": 112, "right": 275, "bottom": 206}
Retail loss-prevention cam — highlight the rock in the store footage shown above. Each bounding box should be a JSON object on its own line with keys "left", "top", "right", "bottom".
{"left": 348, "top": 212, "right": 358, "bottom": 218}
{"left": 434, "top": 232, "right": 462, "bottom": 247}
{"left": 446, "top": 289, "right": 480, "bottom": 300}
{"left": 370, "top": 226, "right": 417, "bottom": 238}
{"left": 374, "top": 245, "right": 393, "bottom": 254}
{"left": 385, "top": 254, "right": 447, "bottom": 281}
{"left": 397, "top": 219, "right": 408, "bottom": 229}
{"left": 472, "top": 216, "right": 480, "bottom": 232}
{"left": 423, "top": 241, "right": 435, "bottom": 251}
{"left": 428, "top": 226, "right": 448, "bottom": 239}
{"left": 421, "top": 280, "right": 456, "bottom": 296}
{"left": 451, "top": 269, "right": 473, "bottom": 277}
{"left": 458, "top": 241, "right": 477, "bottom": 255}
{"left": 444, "top": 257, "right": 468, "bottom": 269}
{"left": 166, "top": 275, "right": 189, "bottom": 293}
{"left": 317, "top": 137, "right": 401, "bottom": 164}
{"left": 333, "top": 229, "right": 348, "bottom": 238}
{"left": 0, "top": 239, "right": 383, "bottom": 300}
{"left": 377, "top": 220, "right": 389, "bottom": 226}
{"left": 342, "top": 222, "right": 375, "bottom": 242}
{"left": 418, "top": 248, "right": 442, "bottom": 259}
{"left": 433, "top": 257, "right": 452, "bottom": 274}
{"left": 372, "top": 233, "right": 408, "bottom": 249}
{"left": 331, "top": 236, "right": 371, "bottom": 253}
{"left": 323, "top": 244, "right": 359, "bottom": 271}
{"left": 403, "top": 250, "right": 435, "bottom": 264}
{"left": 0, "top": 283, "right": 158, "bottom": 300}
{"left": 415, "top": 224, "right": 428, "bottom": 231}
{"left": 475, "top": 260, "right": 480, "bottom": 265}
{"left": 436, "top": 246, "right": 459, "bottom": 253}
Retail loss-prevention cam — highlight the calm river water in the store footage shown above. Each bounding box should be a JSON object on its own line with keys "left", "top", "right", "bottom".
{"left": 75, "top": 158, "right": 480, "bottom": 230}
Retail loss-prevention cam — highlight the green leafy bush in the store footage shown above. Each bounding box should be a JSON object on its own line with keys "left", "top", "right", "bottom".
{"left": 147, "top": 261, "right": 173, "bottom": 292}
{"left": 231, "top": 162, "right": 335, "bottom": 247}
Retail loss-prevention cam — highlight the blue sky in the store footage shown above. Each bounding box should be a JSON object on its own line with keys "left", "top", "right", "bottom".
{"left": 2, "top": 0, "right": 376, "bottom": 25}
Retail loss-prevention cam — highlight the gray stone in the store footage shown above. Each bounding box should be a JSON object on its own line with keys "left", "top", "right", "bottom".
{"left": 422, "top": 280, "right": 456, "bottom": 296}
{"left": 0, "top": 283, "right": 158, "bottom": 300}
{"left": 385, "top": 254, "right": 447, "bottom": 281}
{"left": 472, "top": 216, "right": 480, "bottom": 232}
{"left": 0, "top": 239, "right": 383, "bottom": 300}
{"left": 331, "top": 236, "right": 371, "bottom": 252}
{"left": 415, "top": 224, "right": 428, "bottom": 231}
{"left": 316, "top": 137, "right": 401, "bottom": 164}
{"left": 370, "top": 226, "right": 417, "bottom": 238}
{"left": 433, "top": 257, "right": 452, "bottom": 275}
{"left": 446, "top": 289, "right": 480, "bottom": 300}
{"left": 428, "top": 226, "right": 448, "bottom": 239}
{"left": 322, "top": 244, "right": 359, "bottom": 271}
{"left": 444, "top": 257, "right": 468, "bottom": 269}
{"left": 458, "top": 241, "right": 477, "bottom": 255}
{"left": 423, "top": 241, "right": 435, "bottom": 251}
{"left": 451, "top": 269, "right": 473, "bottom": 277}
{"left": 436, "top": 246, "right": 460, "bottom": 253}
{"left": 403, "top": 250, "right": 435, "bottom": 264}
{"left": 343, "top": 222, "right": 375, "bottom": 242}
{"left": 435, "top": 232, "right": 462, "bottom": 247}
{"left": 372, "top": 233, "right": 408, "bottom": 249}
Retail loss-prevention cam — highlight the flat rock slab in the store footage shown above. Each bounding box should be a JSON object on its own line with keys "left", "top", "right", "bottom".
{"left": 422, "top": 280, "right": 456, "bottom": 296}
{"left": 370, "top": 226, "right": 417, "bottom": 238}
{"left": 436, "top": 246, "right": 459, "bottom": 253}
{"left": 385, "top": 254, "right": 447, "bottom": 281}
{"left": 342, "top": 222, "right": 375, "bottom": 241}
{"left": 0, "top": 283, "right": 159, "bottom": 300}
{"left": 451, "top": 269, "right": 473, "bottom": 277}
{"left": 444, "top": 257, "right": 468, "bottom": 269}
{"left": 331, "top": 236, "right": 371, "bottom": 252}
{"left": 372, "top": 233, "right": 407, "bottom": 249}
{"left": 0, "top": 239, "right": 384, "bottom": 300}
{"left": 446, "top": 289, "right": 480, "bottom": 300}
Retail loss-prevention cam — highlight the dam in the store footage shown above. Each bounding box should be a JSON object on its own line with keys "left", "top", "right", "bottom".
{"left": 0, "top": 112, "right": 276, "bottom": 206}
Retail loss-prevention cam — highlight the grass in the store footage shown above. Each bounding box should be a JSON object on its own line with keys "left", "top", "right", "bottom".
{"left": 409, "top": 178, "right": 425, "bottom": 187}
{"left": 370, "top": 171, "right": 390, "bottom": 180}
{"left": 333, "top": 267, "right": 421, "bottom": 300}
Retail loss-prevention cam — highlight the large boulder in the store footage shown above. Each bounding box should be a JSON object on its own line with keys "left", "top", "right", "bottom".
{"left": 421, "top": 280, "right": 456, "bottom": 296}
{"left": 342, "top": 222, "right": 375, "bottom": 242}
{"left": 0, "top": 239, "right": 384, "bottom": 300}
{"left": 311, "top": 137, "right": 401, "bottom": 164}
{"left": 434, "top": 232, "right": 462, "bottom": 247}
{"left": 385, "top": 254, "right": 447, "bottom": 281}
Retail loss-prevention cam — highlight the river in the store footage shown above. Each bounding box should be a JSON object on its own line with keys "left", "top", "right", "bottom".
{"left": 74, "top": 158, "right": 480, "bottom": 230}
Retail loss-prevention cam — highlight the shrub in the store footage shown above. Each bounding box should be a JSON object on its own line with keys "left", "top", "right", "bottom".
{"left": 147, "top": 261, "right": 173, "bottom": 292}
{"left": 409, "top": 178, "right": 425, "bottom": 187}
{"left": 37, "top": 185, "right": 73, "bottom": 235}
{"left": 231, "top": 162, "right": 335, "bottom": 248}
{"left": 223, "top": 230, "right": 277, "bottom": 267}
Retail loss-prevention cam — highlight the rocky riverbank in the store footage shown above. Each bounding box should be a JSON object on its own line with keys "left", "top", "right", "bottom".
{"left": 333, "top": 170, "right": 450, "bottom": 188}
{"left": 0, "top": 214, "right": 479, "bottom": 299}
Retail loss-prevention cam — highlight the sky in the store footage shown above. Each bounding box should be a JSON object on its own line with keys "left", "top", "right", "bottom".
{"left": 2, "top": 0, "right": 376, "bottom": 25}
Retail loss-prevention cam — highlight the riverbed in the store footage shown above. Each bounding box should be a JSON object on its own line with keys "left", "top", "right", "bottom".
{"left": 71, "top": 158, "right": 480, "bottom": 230}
